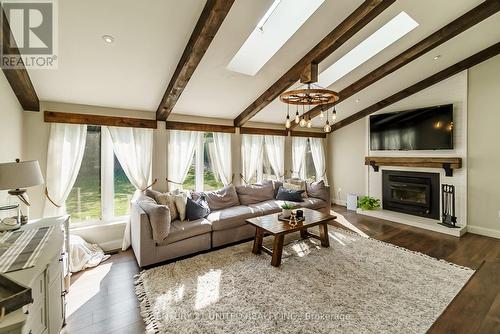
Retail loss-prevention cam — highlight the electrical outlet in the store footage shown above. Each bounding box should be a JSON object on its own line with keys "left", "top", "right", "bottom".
{"left": 498, "top": 210, "right": 500, "bottom": 219}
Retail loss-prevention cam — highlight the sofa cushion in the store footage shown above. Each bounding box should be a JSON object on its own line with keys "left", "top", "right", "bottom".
{"left": 186, "top": 196, "right": 210, "bottom": 221}
{"left": 158, "top": 218, "right": 212, "bottom": 245}
{"left": 306, "top": 180, "right": 329, "bottom": 202}
{"left": 192, "top": 185, "right": 240, "bottom": 211}
{"left": 301, "top": 197, "right": 328, "bottom": 210}
{"left": 144, "top": 188, "right": 161, "bottom": 200}
{"left": 247, "top": 200, "right": 285, "bottom": 215}
{"left": 236, "top": 182, "right": 275, "bottom": 205}
{"left": 208, "top": 205, "right": 262, "bottom": 231}
{"left": 276, "top": 187, "right": 304, "bottom": 202}
{"left": 137, "top": 196, "right": 171, "bottom": 242}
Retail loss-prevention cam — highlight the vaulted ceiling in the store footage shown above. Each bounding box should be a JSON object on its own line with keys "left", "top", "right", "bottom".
{"left": 21, "top": 0, "right": 500, "bottom": 128}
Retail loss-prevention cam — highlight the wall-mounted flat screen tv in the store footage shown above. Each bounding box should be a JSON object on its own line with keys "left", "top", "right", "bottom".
{"left": 370, "top": 104, "right": 453, "bottom": 151}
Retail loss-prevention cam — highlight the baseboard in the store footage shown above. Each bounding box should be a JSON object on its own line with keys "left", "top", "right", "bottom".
{"left": 98, "top": 239, "right": 123, "bottom": 252}
{"left": 333, "top": 199, "right": 346, "bottom": 206}
{"left": 467, "top": 225, "right": 500, "bottom": 239}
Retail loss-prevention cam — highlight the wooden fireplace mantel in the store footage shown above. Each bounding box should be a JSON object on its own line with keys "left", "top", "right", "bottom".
{"left": 364, "top": 157, "right": 462, "bottom": 177}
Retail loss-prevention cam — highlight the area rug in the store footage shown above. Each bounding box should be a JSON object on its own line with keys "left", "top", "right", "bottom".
{"left": 135, "top": 227, "right": 474, "bottom": 334}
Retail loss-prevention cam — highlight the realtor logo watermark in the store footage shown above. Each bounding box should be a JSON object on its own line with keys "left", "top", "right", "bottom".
{"left": 1, "top": 0, "right": 58, "bottom": 69}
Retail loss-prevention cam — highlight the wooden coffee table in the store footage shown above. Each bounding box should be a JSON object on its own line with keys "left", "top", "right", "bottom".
{"left": 246, "top": 208, "right": 336, "bottom": 267}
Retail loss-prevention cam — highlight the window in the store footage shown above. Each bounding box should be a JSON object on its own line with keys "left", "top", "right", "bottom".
{"left": 293, "top": 138, "right": 317, "bottom": 182}
{"left": 249, "top": 144, "right": 277, "bottom": 184}
{"left": 184, "top": 133, "right": 224, "bottom": 191}
{"left": 66, "top": 126, "right": 102, "bottom": 222}
{"left": 66, "top": 126, "right": 135, "bottom": 223}
{"left": 304, "top": 141, "right": 316, "bottom": 182}
{"left": 318, "top": 12, "right": 418, "bottom": 87}
{"left": 114, "top": 154, "right": 135, "bottom": 217}
{"left": 227, "top": 0, "right": 325, "bottom": 75}
{"left": 242, "top": 135, "right": 282, "bottom": 184}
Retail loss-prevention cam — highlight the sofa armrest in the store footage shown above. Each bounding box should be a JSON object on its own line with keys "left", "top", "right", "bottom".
{"left": 130, "top": 202, "right": 156, "bottom": 267}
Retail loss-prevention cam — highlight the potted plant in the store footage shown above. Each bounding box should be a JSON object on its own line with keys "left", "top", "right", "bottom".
{"left": 357, "top": 196, "right": 381, "bottom": 210}
{"left": 281, "top": 202, "right": 293, "bottom": 218}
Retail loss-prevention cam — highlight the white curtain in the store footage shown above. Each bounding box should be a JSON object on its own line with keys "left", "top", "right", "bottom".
{"left": 241, "top": 134, "right": 263, "bottom": 184}
{"left": 292, "top": 137, "right": 308, "bottom": 179}
{"left": 264, "top": 135, "right": 285, "bottom": 180}
{"left": 168, "top": 130, "right": 200, "bottom": 190}
{"left": 212, "top": 132, "right": 232, "bottom": 185}
{"left": 309, "top": 137, "right": 329, "bottom": 185}
{"left": 107, "top": 126, "right": 153, "bottom": 251}
{"left": 43, "top": 123, "right": 87, "bottom": 218}
{"left": 107, "top": 127, "right": 153, "bottom": 190}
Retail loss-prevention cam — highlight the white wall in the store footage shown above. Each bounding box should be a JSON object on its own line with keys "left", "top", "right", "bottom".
{"left": 328, "top": 118, "right": 366, "bottom": 205}
{"left": 0, "top": 71, "right": 24, "bottom": 204}
{"left": 467, "top": 54, "right": 500, "bottom": 238}
{"left": 329, "top": 71, "right": 468, "bottom": 226}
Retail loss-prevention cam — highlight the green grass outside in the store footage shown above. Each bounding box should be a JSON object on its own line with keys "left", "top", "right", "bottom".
{"left": 66, "top": 169, "right": 135, "bottom": 222}
{"left": 183, "top": 166, "right": 224, "bottom": 191}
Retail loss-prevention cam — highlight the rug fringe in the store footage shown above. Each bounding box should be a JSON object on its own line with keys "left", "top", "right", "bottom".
{"left": 330, "top": 226, "right": 474, "bottom": 272}
{"left": 135, "top": 272, "right": 162, "bottom": 334}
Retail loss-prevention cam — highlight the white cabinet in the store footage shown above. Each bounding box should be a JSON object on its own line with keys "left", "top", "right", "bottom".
{"left": 47, "top": 258, "right": 63, "bottom": 334}
{"left": 0, "top": 217, "right": 68, "bottom": 334}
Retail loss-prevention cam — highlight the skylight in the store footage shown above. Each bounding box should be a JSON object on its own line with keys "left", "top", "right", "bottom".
{"left": 318, "top": 11, "right": 419, "bottom": 88}
{"left": 227, "top": 0, "right": 325, "bottom": 76}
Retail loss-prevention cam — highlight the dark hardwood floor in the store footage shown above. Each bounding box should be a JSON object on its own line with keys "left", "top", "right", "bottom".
{"left": 62, "top": 205, "right": 500, "bottom": 334}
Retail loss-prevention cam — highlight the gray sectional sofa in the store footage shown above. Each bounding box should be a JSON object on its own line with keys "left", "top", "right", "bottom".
{"left": 130, "top": 180, "right": 330, "bottom": 267}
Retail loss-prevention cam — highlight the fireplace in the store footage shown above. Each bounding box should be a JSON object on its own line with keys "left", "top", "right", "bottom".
{"left": 382, "top": 170, "right": 440, "bottom": 220}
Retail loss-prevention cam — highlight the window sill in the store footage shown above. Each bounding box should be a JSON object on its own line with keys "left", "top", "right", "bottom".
{"left": 69, "top": 217, "right": 128, "bottom": 231}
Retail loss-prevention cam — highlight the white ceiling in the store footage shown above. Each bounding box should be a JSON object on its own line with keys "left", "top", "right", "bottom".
{"left": 28, "top": 0, "right": 206, "bottom": 111}
{"left": 26, "top": 0, "right": 500, "bottom": 128}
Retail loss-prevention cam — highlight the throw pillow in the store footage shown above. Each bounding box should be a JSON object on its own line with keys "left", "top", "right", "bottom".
{"left": 154, "top": 192, "right": 179, "bottom": 221}
{"left": 137, "top": 197, "right": 171, "bottom": 242}
{"left": 276, "top": 186, "right": 304, "bottom": 202}
{"left": 144, "top": 188, "right": 162, "bottom": 200}
{"left": 235, "top": 182, "right": 275, "bottom": 205}
{"left": 191, "top": 185, "right": 240, "bottom": 211}
{"left": 306, "top": 180, "right": 329, "bottom": 202}
{"left": 172, "top": 190, "right": 188, "bottom": 221}
{"left": 185, "top": 196, "right": 210, "bottom": 221}
{"left": 283, "top": 180, "right": 308, "bottom": 198}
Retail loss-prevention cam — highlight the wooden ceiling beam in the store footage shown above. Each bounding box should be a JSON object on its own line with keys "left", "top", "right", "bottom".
{"left": 292, "top": 0, "right": 500, "bottom": 129}
{"left": 44, "top": 111, "right": 157, "bottom": 129}
{"left": 239, "top": 127, "right": 288, "bottom": 137}
{"left": 156, "top": 0, "right": 235, "bottom": 121}
{"left": 166, "top": 121, "right": 235, "bottom": 133}
{"left": 233, "top": 0, "right": 395, "bottom": 127}
{"left": 1, "top": 9, "right": 39, "bottom": 111}
{"left": 290, "top": 131, "right": 326, "bottom": 138}
{"left": 329, "top": 42, "right": 500, "bottom": 132}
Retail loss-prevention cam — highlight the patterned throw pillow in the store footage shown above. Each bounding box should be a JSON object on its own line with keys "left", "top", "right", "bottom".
{"left": 155, "top": 193, "right": 179, "bottom": 221}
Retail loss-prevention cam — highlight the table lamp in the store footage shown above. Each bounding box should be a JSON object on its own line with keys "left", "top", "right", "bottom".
{"left": 0, "top": 159, "right": 44, "bottom": 223}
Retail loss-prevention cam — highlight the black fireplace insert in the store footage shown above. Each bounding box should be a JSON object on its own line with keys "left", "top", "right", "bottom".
{"left": 382, "top": 170, "right": 440, "bottom": 220}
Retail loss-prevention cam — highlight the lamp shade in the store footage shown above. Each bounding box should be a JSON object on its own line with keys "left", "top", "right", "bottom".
{"left": 0, "top": 160, "right": 44, "bottom": 190}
